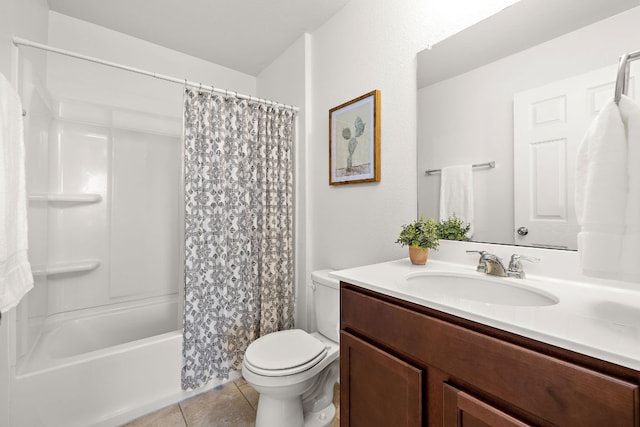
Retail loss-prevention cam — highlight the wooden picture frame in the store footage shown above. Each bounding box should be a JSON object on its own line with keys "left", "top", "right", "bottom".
{"left": 329, "top": 90, "right": 381, "bottom": 185}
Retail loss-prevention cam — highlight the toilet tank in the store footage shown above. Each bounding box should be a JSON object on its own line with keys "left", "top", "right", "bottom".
{"left": 312, "top": 270, "right": 340, "bottom": 343}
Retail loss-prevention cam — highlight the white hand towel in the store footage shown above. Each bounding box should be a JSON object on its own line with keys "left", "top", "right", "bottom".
{"left": 0, "top": 73, "right": 33, "bottom": 313}
{"left": 618, "top": 96, "right": 640, "bottom": 282}
{"left": 575, "top": 98, "right": 628, "bottom": 279}
{"left": 439, "top": 164, "right": 474, "bottom": 237}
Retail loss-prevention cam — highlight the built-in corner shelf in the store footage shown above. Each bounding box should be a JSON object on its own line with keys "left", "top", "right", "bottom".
{"left": 28, "top": 193, "right": 102, "bottom": 204}
{"left": 32, "top": 259, "right": 101, "bottom": 277}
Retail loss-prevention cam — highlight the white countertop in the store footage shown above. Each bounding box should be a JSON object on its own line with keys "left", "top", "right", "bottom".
{"left": 331, "top": 258, "right": 640, "bottom": 371}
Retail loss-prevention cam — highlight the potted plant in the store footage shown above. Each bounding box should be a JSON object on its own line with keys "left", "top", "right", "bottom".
{"left": 396, "top": 216, "right": 439, "bottom": 265}
{"left": 437, "top": 214, "right": 471, "bottom": 241}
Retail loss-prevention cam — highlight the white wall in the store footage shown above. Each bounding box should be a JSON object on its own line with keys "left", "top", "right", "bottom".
{"left": 257, "top": 34, "right": 312, "bottom": 329}
{"left": 47, "top": 12, "right": 256, "bottom": 119}
{"left": 308, "top": 0, "right": 520, "bottom": 271}
{"left": 0, "top": 0, "right": 49, "bottom": 81}
{"left": 417, "top": 6, "right": 640, "bottom": 245}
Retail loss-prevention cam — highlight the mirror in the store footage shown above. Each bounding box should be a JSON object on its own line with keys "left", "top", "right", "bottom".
{"left": 417, "top": 0, "right": 640, "bottom": 250}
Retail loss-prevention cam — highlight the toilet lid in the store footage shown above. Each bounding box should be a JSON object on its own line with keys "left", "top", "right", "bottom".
{"left": 244, "top": 329, "right": 327, "bottom": 376}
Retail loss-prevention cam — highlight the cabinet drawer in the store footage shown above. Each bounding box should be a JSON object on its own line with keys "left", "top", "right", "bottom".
{"left": 341, "top": 286, "right": 639, "bottom": 426}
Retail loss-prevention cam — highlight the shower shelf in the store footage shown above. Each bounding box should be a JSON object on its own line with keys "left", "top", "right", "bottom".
{"left": 28, "top": 193, "right": 102, "bottom": 203}
{"left": 32, "top": 259, "right": 101, "bottom": 277}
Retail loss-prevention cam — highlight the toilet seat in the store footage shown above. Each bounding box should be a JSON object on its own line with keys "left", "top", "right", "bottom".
{"left": 244, "top": 329, "right": 328, "bottom": 377}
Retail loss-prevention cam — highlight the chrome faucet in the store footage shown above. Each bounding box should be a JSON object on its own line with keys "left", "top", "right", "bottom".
{"left": 507, "top": 254, "right": 539, "bottom": 279}
{"left": 466, "top": 250, "right": 507, "bottom": 277}
{"left": 467, "top": 251, "right": 539, "bottom": 278}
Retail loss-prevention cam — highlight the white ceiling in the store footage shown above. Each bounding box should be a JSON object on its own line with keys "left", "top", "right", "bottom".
{"left": 46, "top": 0, "right": 350, "bottom": 76}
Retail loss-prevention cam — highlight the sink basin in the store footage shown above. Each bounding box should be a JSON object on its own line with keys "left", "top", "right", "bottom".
{"left": 404, "top": 271, "right": 558, "bottom": 307}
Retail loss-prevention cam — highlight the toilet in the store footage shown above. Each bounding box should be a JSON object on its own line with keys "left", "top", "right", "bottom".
{"left": 242, "top": 270, "right": 340, "bottom": 427}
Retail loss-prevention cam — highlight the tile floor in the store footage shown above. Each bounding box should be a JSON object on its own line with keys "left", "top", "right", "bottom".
{"left": 122, "top": 378, "right": 340, "bottom": 427}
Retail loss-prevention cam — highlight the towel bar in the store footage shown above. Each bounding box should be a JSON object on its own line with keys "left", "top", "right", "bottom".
{"left": 614, "top": 49, "right": 640, "bottom": 104}
{"left": 425, "top": 161, "right": 495, "bottom": 176}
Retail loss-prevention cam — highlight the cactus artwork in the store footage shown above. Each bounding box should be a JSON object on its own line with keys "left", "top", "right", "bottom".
{"left": 342, "top": 116, "right": 365, "bottom": 171}
{"left": 329, "top": 90, "right": 380, "bottom": 185}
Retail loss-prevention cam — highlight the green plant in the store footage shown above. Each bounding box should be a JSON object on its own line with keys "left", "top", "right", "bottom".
{"left": 437, "top": 214, "right": 471, "bottom": 241}
{"left": 396, "top": 216, "right": 440, "bottom": 250}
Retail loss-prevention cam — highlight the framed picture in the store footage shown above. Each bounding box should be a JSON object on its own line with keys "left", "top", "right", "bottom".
{"left": 329, "top": 90, "right": 381, "bottom": 185}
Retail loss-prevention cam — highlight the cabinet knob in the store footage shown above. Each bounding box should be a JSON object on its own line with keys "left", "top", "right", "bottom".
{"left": 517, "top": 226, "right": 529, "bottom": 236}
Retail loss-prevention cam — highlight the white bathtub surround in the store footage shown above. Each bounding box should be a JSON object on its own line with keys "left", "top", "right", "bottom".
{"left": 0, "top": 73, "right": 34, "bottom": 314}
{"left": 10, "top": 96, "right": 185, "bottom": 425}
{"left": 332, "top": 239, "right": 640, "bottom": 371}
{"left": 39, "top": 108, "right": 182, "bottom": 314}
{"left": 182, "top": 90, "right": 297, "bottom": 389}
{"left": 575, "top": 95, "right": 640, "bottom": 282}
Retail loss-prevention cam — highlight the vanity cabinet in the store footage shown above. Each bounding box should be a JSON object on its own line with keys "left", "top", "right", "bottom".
{"left": 340, "top": 283, "right": 640, "bottom": 427}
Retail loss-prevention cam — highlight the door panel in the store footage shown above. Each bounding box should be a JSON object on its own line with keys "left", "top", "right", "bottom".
{"left": 513, "top": 64, "right": 639, "bottom": 249}
{"left": 340, "top": 332, "right": 422, "bottom": 427}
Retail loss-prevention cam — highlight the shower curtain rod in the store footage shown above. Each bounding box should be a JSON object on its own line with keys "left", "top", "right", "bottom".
{"left": 12, "top": 36, "right": 299, "bottom": 112}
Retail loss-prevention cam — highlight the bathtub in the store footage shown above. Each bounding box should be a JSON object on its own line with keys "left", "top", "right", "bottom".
{"left": 10, "top": 295, "right": 234, "bottom": 427}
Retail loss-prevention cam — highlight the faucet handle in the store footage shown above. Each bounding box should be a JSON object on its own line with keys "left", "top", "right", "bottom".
{"left": 509, "top": 254, "right": 540, "bottom": 266}
{"left": 466, "top": 250, "right": 488, "bottom": 272}
{"left": 466, "top": 250, "right": 486, "bottom": 255}
{"left": 507, "top": 254, "right": 539, "bottom": 278}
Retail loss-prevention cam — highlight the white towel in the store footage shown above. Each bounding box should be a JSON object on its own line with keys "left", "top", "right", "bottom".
{"left": 618, "top": 96, "right": 640, "bottom": 282}
{"left": 439, "top": 164, "right": 474, "bottom": 237}
{"left": 0, "top": 73, "right": 33, "bottom": 313}
{"left": 575, "top": 95, "right": 639, "bottom": 281}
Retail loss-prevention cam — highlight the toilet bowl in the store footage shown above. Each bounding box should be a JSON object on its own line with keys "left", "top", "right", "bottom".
{"left": 242, "top": 270, "right": 340, "bottom": 427}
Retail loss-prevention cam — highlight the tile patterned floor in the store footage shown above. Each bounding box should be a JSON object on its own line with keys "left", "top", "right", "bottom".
{"left": 122, "top": 378, "right": 340, "bottom": 427}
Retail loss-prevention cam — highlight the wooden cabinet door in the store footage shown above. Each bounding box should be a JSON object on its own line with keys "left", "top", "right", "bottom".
{"left": 340, "top": 332, "right": 422, "bottom": 427}
{"left": 443, "top": 384, "right": 532, "bottom": 427}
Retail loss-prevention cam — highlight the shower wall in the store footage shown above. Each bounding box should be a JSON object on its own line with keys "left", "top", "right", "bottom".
{"left": 18, "top": 57, "right": 186, "bottom": 366}
{"left": 18, "top": 96, "right": 183, "bottom": 363}
{"left": 45, "top": 102, "right": 182, "bottom": 315}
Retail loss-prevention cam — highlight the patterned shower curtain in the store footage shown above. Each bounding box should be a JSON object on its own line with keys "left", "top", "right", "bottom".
{"left": 181, "top": 89, "right": 295, "bottom": 389}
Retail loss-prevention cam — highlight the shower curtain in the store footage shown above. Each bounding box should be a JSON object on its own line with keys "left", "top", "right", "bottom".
{"left": 181, "top": 89, "right": 295, "bottom": 389}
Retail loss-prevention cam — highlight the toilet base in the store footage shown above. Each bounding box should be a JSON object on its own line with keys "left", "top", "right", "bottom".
{"left": 304, "top": 403, "right": 336, "bottom": 427}
{"left": 255, "top": 396, "right": 336, "bottom": 427}
{"left": 256, "top": 394, "right": 304, "bottom": 427}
